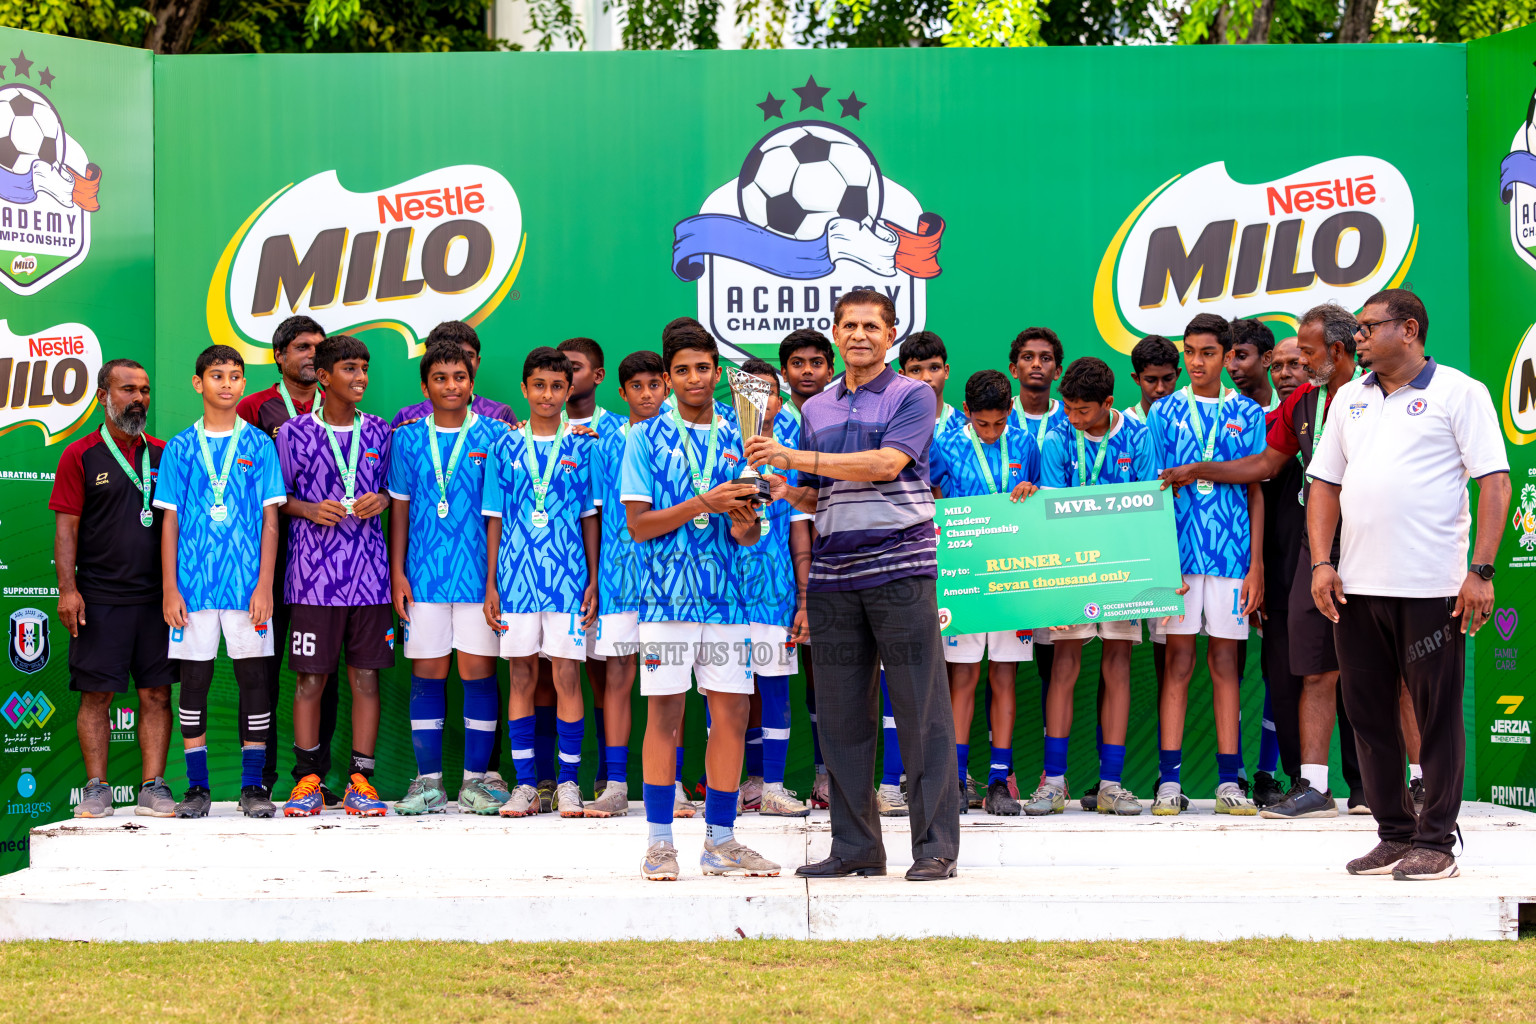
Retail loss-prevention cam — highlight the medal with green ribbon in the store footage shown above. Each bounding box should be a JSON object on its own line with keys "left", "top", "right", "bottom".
{"left": 195, "top": 418, "right": 244, "bottom": 523}
{"left": 522, "top": 412, "right": 569, "bottom": 529}
{"left": 1073, "top": 412, "right": 1116, "bottom": 487}
{"left": 1297, "top": 365, "right": 1362, "bottom": 506}
{"left": 963, "top": 424, "right": 1014, "bottom": 495}
{"left": 670, "top": 405, "right": 719, "bottom": 530}
{"left": 938, "top": 403, "right": 956, "bottom": 432}
{"left": 1182, "top": 385, "right": 1229, "bottom": 496}
{"left": 321, "top": 411, "right": 362, "bottom": 514}
{"left": 428, "top": 411, "right": 477, "bottom": 520}
{"left": 101, "top": 426, "right": 153, "bottom": 528}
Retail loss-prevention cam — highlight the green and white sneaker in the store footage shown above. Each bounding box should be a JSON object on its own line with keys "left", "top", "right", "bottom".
{"left": 1151, "top": 780, "right": 1186, "bottom": 816}
{"left": 1094, "top": 780, "right": 1142, "bottom": 816}
{"left": 457, "top": 776, "right": 507, "bottom": 815}
{"left": 1022, "top": 780, "right": 1066, "bottom": 816}
{"left": 394, "top": 775, "right": 448, "bottom": 815}
{"left": 1214, "top": 781, "right": 1258, "bottom": 815}
{"left": 585, "top": 780, "right": 630, "bottom": 818}
{"left": 499, "top": 783, "right": 541, "bottom": 817}
{"left": 481, "top": 771, "right": 512, "bottom": 803}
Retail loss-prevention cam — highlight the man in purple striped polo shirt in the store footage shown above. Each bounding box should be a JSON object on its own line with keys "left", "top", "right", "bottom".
{"left": 746, "top": 289, "right": 959, "bottom": 882}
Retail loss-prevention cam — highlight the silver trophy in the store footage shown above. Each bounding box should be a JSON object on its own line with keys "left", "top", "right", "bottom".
{"left": 726, "top": 367, "right": 775, "bottom": 504}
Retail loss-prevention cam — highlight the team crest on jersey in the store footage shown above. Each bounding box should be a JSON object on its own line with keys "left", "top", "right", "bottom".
{"left": 469, "top": 450, "right": 487, "bottom": 465}
{"left": 1407, "top": 398, "right": 1428, "bottom": 416}
{"left": 671, "top": 78, "right": 945, "bottom": 365}
{"left": 236, "top": 457, "right": 252, "bottom": 472}
{"left": 364, "top": 449, "right": 381, "bottom": 461}
{"left": 1349, "top": 402, "right": 1367, "bottom": 419}
{"left": 1116, "top": 456, "right": 1131, "bottom": 467}
{"left": 384, "top": 627, "right": 396, "bottom": 650}
{"left": 8, "top": 608, "right": 49, "bottom": 674}
{"left": 1015, "top": 629, "right": 1032, "bottom": 644}
{"left": 1225, "top": 421, "right": 1242, "bottom": 435}
{"left": 559, "top": 457, "right": 578, "bottom": 472}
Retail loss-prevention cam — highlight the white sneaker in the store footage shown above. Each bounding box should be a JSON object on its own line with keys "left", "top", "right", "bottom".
{"left": 556, "top": 780, "right": 584, "bottom": 817}
{"left": 737, "top": 775, "right": 764, "bottom": 812}
{"left": 1151, "top": 780, "right": 1185, "bottom": 816}
{"left": 673, "top": 781, "right": 696, "bottom": 818}
{"left": 1214, "top": 781, "right": 1257, "bottom": 816}
{"left": 876, "top": 783, "right": 909, "bottom": 817}
{"left": 758, "top": 783, "right": 809, "bottom": 817}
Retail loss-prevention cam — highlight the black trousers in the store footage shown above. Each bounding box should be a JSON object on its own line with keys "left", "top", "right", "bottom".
{"left": 809, "top": 576, "right": 959, "bottom": 862}
{"left": 267, "top": 599, "right": 340, "bottom": 789}
{"left": 1335, "top": 594, "right": 1465, "bottom": 853}
{"left": 1258, "top": 617, "right": 1303, "bottom": 782}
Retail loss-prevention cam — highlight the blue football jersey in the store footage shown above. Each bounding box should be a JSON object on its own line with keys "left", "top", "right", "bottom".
{"left": 621, "top": 410, "right": 752, "bottom": 625}
{"left": 931, "top": 423, "right": 1040, "bottom": 499}
{"left": 1008, "top": 397, "right": 1072, "bottom": 447}
{"left": 594, "top": 420, "right": 647, "bottom": 616}
{"left": 481, "top": 428, "right": 598, "bottom": 614}
{"left": 1147, "top": 389, "right": 1266, "bottom": 578}
{"left": 153, "top": 421, "right": 285, "bottom": 613}
{"left": 736, "top": 408, "right": 806, "bottom": 628}
{"left": 387, "top": 413, "right": 508, "bottom": 605}
{"left": 1039, "top": 412, "right": 1155, "bottom": 489}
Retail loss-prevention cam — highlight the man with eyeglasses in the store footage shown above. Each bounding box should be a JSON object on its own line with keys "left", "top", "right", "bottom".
{"left": 1308, "top": 289, "right": 1508, "bottom": 882}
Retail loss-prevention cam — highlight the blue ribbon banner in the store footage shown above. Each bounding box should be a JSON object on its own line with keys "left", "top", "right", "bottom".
{"left": 1500, "top": 150, "right": 1536, "bottom": 205}
{"left": 672, "top": 214, "right": 838, "bottom": 282}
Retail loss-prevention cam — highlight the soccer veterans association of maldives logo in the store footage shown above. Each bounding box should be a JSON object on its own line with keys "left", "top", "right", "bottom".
{"left": 672, "top": 77, "right": 946, "bottom": 364}
{"left": 8, "top": 608, "right": 48, "bottom": 674}
{"left": 0, "top": 51, "right": 103, "bottom": 295}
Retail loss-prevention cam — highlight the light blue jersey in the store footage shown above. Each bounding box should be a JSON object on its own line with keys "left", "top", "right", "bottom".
{"left": 736, "top": 406, "right": 804, "bottom": 628}
{"left": 931, "top": 422, "right": 1040, "bottom": 499}
{"left": 481, "top": 428, "right": 598, "bottom": 614}
{"left": 387, "top": 413, "right": 508, "bottom": 605}
{"left": 1039, "top": 412, "right": 1155, "bottom": 489}
{"left": 620, "top": 409, "right": 751, "bottom": 625}
{"left": 153, "top": 422, "right": 285, "bottom": 613}
{"left": 1008, "top": 397, "right": 1072, "bottom": 446}
{"left": 594, "top": 421, "right": 645, "bottom": 616}
{"left": 1147, "top": 389, "right": 1266, "bottom": 578}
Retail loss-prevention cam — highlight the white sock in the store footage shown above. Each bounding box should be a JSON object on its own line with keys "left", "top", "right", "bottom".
{"left": 1301, "top": 763, "right": 1329, "bottom": 792}
{"left": 764, "top": 781, "right": 785, "bottom": 793}
{"left": 462, "top": 771, "right": 484, "bottom": 781}
{"left": 1045, "top": 774, "right": 1066, "bottom": 788}
{"left": 1409, "top": 763, "right": 1423, "bottom": 782}
{"left": 424, "top": 771, "right": 444, "bottom": 780}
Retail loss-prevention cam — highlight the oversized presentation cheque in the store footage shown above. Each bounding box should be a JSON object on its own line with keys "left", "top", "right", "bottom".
{"left": 936, "top": 482, "right": 1186, "bottom": 636}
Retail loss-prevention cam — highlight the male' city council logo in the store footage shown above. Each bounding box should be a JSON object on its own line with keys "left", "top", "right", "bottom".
{"left": 0, "top": 50, "right": 103, "bottom": 294}
{"left": 672, "top": 77, "right": 945, "bottom": 365}
{"left": 2, "top": 690, "right": 54, "bottom": 729}
{"left": 8, "top": 608, "right": 48, "bottom": 674}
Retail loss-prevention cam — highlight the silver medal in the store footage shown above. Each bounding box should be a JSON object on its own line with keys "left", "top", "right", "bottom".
{"left": 1196, "top": 480, "right": 1214, "bottom": 495}
{"left": 531, "top": 510, "right": 550, "bottom": 529}
{"left": 341, "top": 496, "right": 356, "bottom": 515}
{"left": 209, "top": 503, "right": 228, "bottom": 523}
{"left": 692, "top": 513, "right": 710, "bottom": 529}
{"left": 139, "top": 509, "right": 153, "bottom": 528}
{"left": 437, "top": 500, "right": 450, "bottom": 519}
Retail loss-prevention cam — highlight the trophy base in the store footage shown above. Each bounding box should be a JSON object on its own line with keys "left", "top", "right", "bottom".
{"left": 736, "top": 473, "right": 773, "bottom": 505}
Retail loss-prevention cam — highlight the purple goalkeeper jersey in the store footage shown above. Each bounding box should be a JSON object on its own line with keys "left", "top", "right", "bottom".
{"left": 276, "top": 410, "right": 393, "bottom": 606}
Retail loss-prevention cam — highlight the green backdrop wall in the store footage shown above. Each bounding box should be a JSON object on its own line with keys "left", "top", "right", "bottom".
{"left": 1, "top": 25, "right": 1529, "bottom": 873}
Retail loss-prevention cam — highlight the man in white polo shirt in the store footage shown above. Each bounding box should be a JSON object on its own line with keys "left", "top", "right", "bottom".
{"left": 1306, "top": 289, "right": 1510, "bottom": 883}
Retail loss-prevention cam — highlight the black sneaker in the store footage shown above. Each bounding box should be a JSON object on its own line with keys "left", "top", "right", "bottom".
{"left": 1236, "top": 775, "right": 1252, "bottom": 798}
{"left": 983, "top": 779, "right": 1021, "bottom": 816}
{"left": 240, "top": 785, "right": 277, "bottom": 818}
{"left": 174, "top": 786, "right": 211, "bottom": 818}
{"left": 1259, "top": 781, "right": 1339, "bottom": 819}
{"left": 958, "top": 779, "right": 968, "bottom": 815}
{"left": 1252, "top": 771, "right": 1286, "bottom": 809}
{"left": 1079, "top": 780, "right": 1101, "bottom": 812}
{"left": 1410, "top": 778, "right": 1426, "bottom": 816}
{"left": 320, "top": 783, "right": 342, "bottom": 808}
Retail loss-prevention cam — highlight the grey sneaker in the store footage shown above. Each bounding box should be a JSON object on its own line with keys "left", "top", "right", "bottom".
{"left": 642, "top": 840, "right": 679, "bottom": 881}
{"left": 556, "top": 780, "right": 584, "bottom": 818}
{"left": 983, "top": 779, "right": 1021, "bottom": 816}
{"left": 1094, "top": 780, "right": 1143, "bottom": 816}
{"left": 876, "top": 783, "right": 909, "bottom": 817}
{"left": 1151, "top": 780, "right": 1185, "bottom": 816}
{"left": 136, "top": 777, "right": 175, "bottom": 817}
{"left": 585, "top": 780, "right": 630, "bottom": 817}
{"left": 758, "top": 783, "right": 810, "bottom": 817}
{"left": 239, "top": 785, "right": 277, "bottom": 818}
{"left": 1347, "top": 839, "right": 1412, "bottom": 876}
{"left": 499, "top": 783, "right": 542, "bottom": 817}
{"left": 74, "top": 778, "right": 113, "bottom": 818}
{"left": 1022, "top": 781, "right": 1066, "bottom": 816}
{"left": 673, "top": 781, "right": 697, "bottom": 818}
{"left": 1393, "top": 847, "right": 1460, "bottom": 881}
{"left": 174, "top": 786, "right": 211, "bottom": 818}
{"left": 457, "top": 776, "right": 506, "bottom": 815}
{"left": 701, "top": 837, "right": 781, "bottom": 876}
{"left": 1214, "top": 781, "right": 1258, "bottom": 815}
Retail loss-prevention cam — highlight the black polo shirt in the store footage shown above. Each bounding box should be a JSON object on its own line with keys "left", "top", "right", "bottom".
{"left": 49, "top": 430, "right": 166, "bottom": 605}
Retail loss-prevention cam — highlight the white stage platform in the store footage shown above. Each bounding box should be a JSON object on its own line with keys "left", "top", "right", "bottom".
{"left": 2, "top": 801, "right": 1533, "bottom": 942}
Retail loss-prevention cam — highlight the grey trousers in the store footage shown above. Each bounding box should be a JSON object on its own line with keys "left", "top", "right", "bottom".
{"left": 808, "top": 575, "right": 960, "bottom": 862}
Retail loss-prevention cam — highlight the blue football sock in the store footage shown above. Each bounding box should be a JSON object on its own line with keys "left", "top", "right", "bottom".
{"left": 807, "top": 683, "right": 824, "bottom": 771}
{"left": 461, "top": 676, "right": 499, "bottom": 775}
{"left": 240, "top": 746, "right": 264, "bottom": 788}
{"left": 533, "top": 705, "right": 556, "bottom": 781}
{"left": 1043, "top": 735, "right": 1069, "bottom": 780}
{"left": 880, "top": 674, "right": 904, "bottom": 786}
{"left": 507, "top": 716, "right": 537, "bottom": 787}
{"left": 408, "top": 675, "right": 447, "bottom": 777}
{"left": 1100, "top": 743, "right": 1127, "bottom": 784}
{"left": 1159, "top": 747, "right": 1183, "bottom": 786}
{"left": 744, "top": 726, "right": 764, "bottom": 777}
{"left": 759, "top": 674, "right": 791, "bottom": 785}
{"left": 185, "top": 745, "right": 209, "bottom": 790}
{"left": 956, "top": 743, "right": 970, "bottom": 783}
{"left": 988, "top": 747, "right": 1012, "bottom": 786}
{"left": 675, "top": 744, "right": 686, "bottom": 779}
{"left": 605, "top": 745, "right": 629, "bottom": 784}
{"left": 1216, "top": 752, "right": 1243, "bottom": 787}
{"left": 643, "top": 782, "right": 673, "bottom": 844}
{"left": 704, "top": 786, "right": 736, "bottom": 844}
{"left": 556, "top": 717, "right": 583, "bottom": 784}
{"left": 1258, "top": 688, "right": 1280, "bottom": 775}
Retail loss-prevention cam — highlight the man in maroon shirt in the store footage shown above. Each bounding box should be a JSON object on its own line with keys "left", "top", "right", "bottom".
{"left": 50, "top": 359, "right": 174, "bottom": 817}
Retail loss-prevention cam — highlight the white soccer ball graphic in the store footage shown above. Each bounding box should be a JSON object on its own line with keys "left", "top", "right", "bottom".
{"left": 0, "top": 86, "right": 64, "bottom": 176}
{"left": 737, "top": 123, "right": 883, "bottom": 242}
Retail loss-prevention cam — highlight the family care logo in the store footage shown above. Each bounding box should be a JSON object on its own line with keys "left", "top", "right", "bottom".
{"left": 672, "top": 77, "right": 945, "bottom": 364}
{"left": 0, "top": 320, "right": 100, "bottom": 444}
{"left": 1095, "top": 158, "right": 1417, "bottom": 353}
{"left": 0, "top": 50, "right": 102, "bottom": 295}
{"left": 208, "top": 166, "right": 525, "bottom": 364}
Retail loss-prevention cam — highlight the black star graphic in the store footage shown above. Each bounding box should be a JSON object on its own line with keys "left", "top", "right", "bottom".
{"left": 756, "top": 92, "right": 785, "bottom": 120}
{"left": 38, "top": 67, "right": 55, "bottom": 88}
{"left": 793, "top": 75, "right": 830, "bottom": 112}
{"left": 838, "top": 91, "right": 867, "bottom": 120}
{"left": 11, "top": 51, "right": 32, "bottom": 79}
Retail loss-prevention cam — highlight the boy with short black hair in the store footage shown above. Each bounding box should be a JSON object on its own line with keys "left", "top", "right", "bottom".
{"left": 482, "top": 347, "right": 600, "bottom": 819}
{"left": 1125, "top": 335, "right": 1181, "bottom": 424}
{"left": 900, "top": 331, "right": 961, "bottom": 436}
{"left": 931, "top": 369, "right": 1041, "bottom": 816}
{"left": 1147, "top": 313, "right": 1265, "bottom": 816}
{"left": 388, "top": 340, "right": 511, "bottom": 815}
{"left": 391, "top": 321, "right": 515, "bottom": 428}
{"left": 1226, "top": 318, "right": 1278, "bottom": 412}
{"left": 1008, "top": 327, "right": 1072, "bottom": 441}
{"left": 277, "top": 334, "right": 395, "bottom": 817}
{"left": 624, "top": 323, "right": 777, "bottom": 880}
{"left": 155, "top": 344, "right": 286, "bottom": 819}
{"left": 1026, "top": 357, "right": 1154, "bottom": 818}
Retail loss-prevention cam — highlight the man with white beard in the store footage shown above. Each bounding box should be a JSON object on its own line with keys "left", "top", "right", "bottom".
{"left": 49, "top": 359, "right": 176, "bottom": 817}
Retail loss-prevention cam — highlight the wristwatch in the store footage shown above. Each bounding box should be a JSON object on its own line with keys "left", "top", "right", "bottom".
{"left": 1471, "top": 563, "right": 1496, "bottom": 581}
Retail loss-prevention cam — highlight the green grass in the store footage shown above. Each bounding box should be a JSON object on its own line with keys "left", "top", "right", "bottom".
{"left": 5, "top": 938, "right": 1535, "bottom": 1023}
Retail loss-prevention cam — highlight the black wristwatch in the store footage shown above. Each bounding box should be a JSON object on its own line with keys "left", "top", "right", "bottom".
{"left": 1471, "top": 563, "right": 1496, "bottom": 581}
